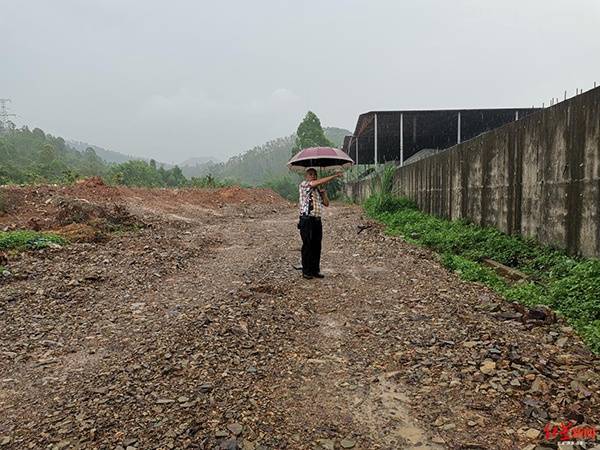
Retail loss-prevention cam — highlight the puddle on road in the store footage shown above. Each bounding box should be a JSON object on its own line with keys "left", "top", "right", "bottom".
{"left": 319, "top": 316, "right": 345, "bottom": 340}
{"left": 313, "top": 315, "right": 444, "bottom": 448}
{"left": 353, "top": 375, "right": 446, "bottom": 449}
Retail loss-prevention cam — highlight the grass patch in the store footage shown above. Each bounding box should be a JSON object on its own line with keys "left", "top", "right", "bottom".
{"left": 0, "top": 230, "right": 67, "bottom": 251}
{"left": 364, "top": 186, "right": 600, "bottom": 353}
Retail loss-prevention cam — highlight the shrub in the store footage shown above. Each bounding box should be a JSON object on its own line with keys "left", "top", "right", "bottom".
{"left": 188, "top": 174, "right": 231, "bottom": 188}
{"left": 262, "top": 176, "right": 299, "bottom": 201}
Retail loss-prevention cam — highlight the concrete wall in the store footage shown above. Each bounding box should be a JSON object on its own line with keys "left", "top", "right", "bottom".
{"left": 346, "top": 87, "right": 600, "bottom": 257}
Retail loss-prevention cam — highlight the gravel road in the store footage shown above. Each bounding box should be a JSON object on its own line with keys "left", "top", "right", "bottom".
{"left": 1, "top": 194, "right": 598, "bottom": 450}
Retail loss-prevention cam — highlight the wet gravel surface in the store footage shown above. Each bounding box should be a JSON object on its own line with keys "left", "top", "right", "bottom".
{"left": 0, "top": 196, "right": 598, "bottom": 450}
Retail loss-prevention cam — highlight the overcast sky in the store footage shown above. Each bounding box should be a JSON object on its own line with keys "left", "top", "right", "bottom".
{"left": 3, "top": 0, "right": 599, "bottom": 163}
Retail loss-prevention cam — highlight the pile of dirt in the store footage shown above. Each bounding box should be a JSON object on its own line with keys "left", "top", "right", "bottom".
{"left": 51, "top": 223, "right": 106, "bottom": 243}
{"left": 0, "top": 188, "right": 25, "bottom": 217}
{"left": 0, "top": 181, "right": 289, "bottom": 233}
{"left": 74, "top": 176, "right": 106, "bottom": 188}
{"left": 54, "top": 197, "right": 140, "bottom": 231}
{"left": 0, "top": 185, "right": 124, "bottom": 231}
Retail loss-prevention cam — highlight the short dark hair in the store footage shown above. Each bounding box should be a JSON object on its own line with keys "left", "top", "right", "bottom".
{"left": 306, "top": 168, "right": 317, "bottom": 176}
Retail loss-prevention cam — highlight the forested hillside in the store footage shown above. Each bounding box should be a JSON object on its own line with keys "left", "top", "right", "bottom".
{"left": 0, "top": 127, "right": 198, "bottom": 187}
{"left": 181, "top": 127, "right": 350, "bottom": 186}
{"left": 68, "top": 140, "right": 140, "bottom": 165}
{"left": 0, "top": 123, "right": 350, "bottom": 197}
{"left": 0, "top": 127, "right": 106, "bottom": 184}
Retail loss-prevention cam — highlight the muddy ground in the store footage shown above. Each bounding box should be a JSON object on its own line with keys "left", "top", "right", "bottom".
{"left": 0, "top": 184, "right": 598, "bottom": 450}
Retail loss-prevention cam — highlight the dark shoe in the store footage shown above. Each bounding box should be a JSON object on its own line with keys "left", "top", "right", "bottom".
{"left": 313, "top": 273, "right": 325, "bottom": 278}
{"left": 302, "top": 273, "right": 314, "bottom": 280}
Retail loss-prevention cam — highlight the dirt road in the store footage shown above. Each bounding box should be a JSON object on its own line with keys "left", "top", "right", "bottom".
{"left": 1, "top": 189, "right": 598, "bottom": 450}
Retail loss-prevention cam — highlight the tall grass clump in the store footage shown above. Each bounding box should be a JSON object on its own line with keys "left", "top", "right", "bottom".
{"left": 365, "top": 165, "right": 415, "bottom": 214}
{"left": 363, "top": 187, "right": 600, "bottom": 354}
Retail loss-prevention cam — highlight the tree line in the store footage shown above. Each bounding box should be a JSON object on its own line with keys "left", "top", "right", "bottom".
{"left": 0, "top": 112, "right": 350, "bottom": 199}
{"left": 0, "top": 126, "right": 224, "bottom": 188}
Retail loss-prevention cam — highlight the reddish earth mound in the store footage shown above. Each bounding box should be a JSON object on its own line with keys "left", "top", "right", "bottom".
{"left": 0, "top": 185, "right": 130, "bottom": 232}
{"left": 0, "top": 180, "right": 289, "bottom": 232}
{"left": 75, "top": 176, "right": 106, "bottom": 188}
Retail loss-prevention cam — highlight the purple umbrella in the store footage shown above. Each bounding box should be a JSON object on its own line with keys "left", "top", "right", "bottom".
{"left": 287, "top": 147, "right": 354, "bottom": 172}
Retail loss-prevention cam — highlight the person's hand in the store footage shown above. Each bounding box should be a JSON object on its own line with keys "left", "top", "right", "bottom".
{"left": 335, "top": 172, "right": 344, "bottom": 178}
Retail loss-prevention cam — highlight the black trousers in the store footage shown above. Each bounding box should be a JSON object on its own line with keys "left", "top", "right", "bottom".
{"left": 299, "top": 216, "right": 322, "bottom": 276}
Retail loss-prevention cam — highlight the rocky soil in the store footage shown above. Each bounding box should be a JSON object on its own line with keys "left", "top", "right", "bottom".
{"left": 0, "top": 184, "right": 598, "bottom": 450}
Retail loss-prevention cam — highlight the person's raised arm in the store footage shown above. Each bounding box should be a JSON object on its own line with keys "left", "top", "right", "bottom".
{"left": 308, "top": 172, "right": 343, "bottom": 188}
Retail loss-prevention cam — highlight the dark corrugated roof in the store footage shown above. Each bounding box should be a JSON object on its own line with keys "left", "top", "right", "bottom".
{"left": 342, "top": 107, "right": 540, "bottom": 164}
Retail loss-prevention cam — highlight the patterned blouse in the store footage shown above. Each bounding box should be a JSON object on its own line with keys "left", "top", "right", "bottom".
{"left": 298, "top": 181, "right": 323, "bottom": 217}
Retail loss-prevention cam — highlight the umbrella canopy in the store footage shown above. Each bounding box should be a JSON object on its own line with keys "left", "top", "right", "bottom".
{"left": 287, "top": 147, "right": 354, "bottom": 173}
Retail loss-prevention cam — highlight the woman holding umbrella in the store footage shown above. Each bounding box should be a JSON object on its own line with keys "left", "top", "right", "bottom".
{"left": 288, "top": 147, "right": 354, "bottom": 280}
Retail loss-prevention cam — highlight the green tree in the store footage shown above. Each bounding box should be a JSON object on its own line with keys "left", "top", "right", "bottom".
{"left": 62, "top": 169, "right": 80, "bottom": 184}
{"left": 112, "top": 171, "right": 124, "bottom": 185}
{"left": 162, "top": 165, "right": 186, "bottom": 187}
{"left": 81, "top": 147, "right": 105, "bottom": 177}
{"left": 188, "top": 173, "right": 224, "bottom": 188}
{"left": 32, "top": 128, "right": 46, "bottom": 140}
{"left": 40, "top": 143, "right": 56, "bottom": 166}
{"left": 109, "top": 160, "right": 163, "bottom": 187}
{"left": 38, "top": 143, "right": 68, "bottom": 180}
{"left": 292, "top": 111, "right": 333, "bottom": 155}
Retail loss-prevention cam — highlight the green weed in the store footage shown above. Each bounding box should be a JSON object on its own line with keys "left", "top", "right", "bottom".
{"left": 0, "top": 230, "right": 67, "bottom": 251}
{"left": 364, "top": 193, "right": 600, "bottom": 353}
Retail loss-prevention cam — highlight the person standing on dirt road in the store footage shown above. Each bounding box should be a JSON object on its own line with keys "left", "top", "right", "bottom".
{"left": 298, "top": 168, "right": 344, "bottom": 279}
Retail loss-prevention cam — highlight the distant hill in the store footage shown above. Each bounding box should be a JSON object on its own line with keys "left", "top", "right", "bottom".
{"left": 67, "top": 140, "right": 140, "bottom": 165}
{"left": 68, "top": 141, "right": 221, "bottom": 170}
{"left": 321, "top": 127, "right": 350, "bottom": 148}
{"left": 179, "top": 156, "right": 220, "bottom": 169}
{"left": 180, "top": 127, "right": 351, "bottom": 185}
